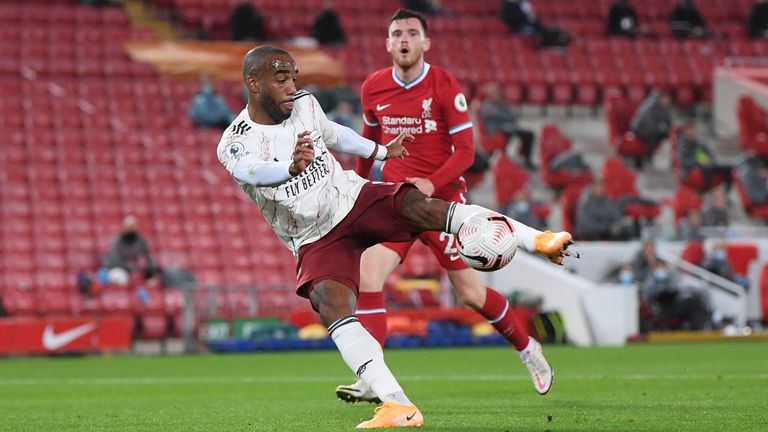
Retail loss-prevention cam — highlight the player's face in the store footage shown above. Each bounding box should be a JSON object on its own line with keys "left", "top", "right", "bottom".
{"left": 386, "top": 18, "right": 430, "bottom": 69}
{"left": 259, "top": 54, "right": 298, "bottom": 123}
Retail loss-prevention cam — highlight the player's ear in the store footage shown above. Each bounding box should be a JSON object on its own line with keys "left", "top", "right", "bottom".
{"left": 422, "top": 37, "right": 431, "bottom": 52}
{"left": 385, "top": 37, "right": 392, "bottom": 53}
{"left": 245, "top": 76, "right": 259, "bottom": 94}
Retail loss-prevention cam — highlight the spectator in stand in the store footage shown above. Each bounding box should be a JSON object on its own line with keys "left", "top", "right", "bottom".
{"left": 642, "top": 261, "right": 711, "bottom": 331}
{"left": 736, "top": 154, "right": 768, "bottom": 205}
{"left": 749, "top": 0, "right": 768, "bottom": 38}
{"left": 608, "top": 0, "right": 639, "bottom": 37}
{"left": 701, "top": 241, "right": 749, "bottom": 289}
{"left": 101, "top": 215, "right": 159, "bottom": 282}
{"left": 670, "top": 0, "right": 708, "bottom": 39}
{"left": 615, "top": 263, "right": 637, "bottom": 286}
{"left": 678, "top": 208, "right": 705, "bottom": 241}
{"left": 404, "top": 0, "right": 449, "bottom": 15}
{"left": 701, "top": 187, "right": 729, "bottom": 227}
{"left": 574, "top": 180, "right": 629, "bottom": 240}
{"left": 189, "top": 77, "right": 235, "bottom": 130}
{"left": 503, "top": 191, "right": 546, "bottom": 230}
{"left": 230, "top": 0, "right": 267, "bottom": 41}
{"left": 632, "top": 240, "right": 659, "bottom": 282}
{"left": 677, "top": 122, "right": 733, "bottom": 191}
{"left": 312, "top": 2, "right": 346, "bottom": 45}
{"left": 327, "top": 101, "right": 359, "bottom": 131}
{"left": 629, "top": 89, "right": 672, "bottom": 166}
{"left": 500, "top": 0, "right": 570, "bottom": 48}
{"left": 478, "top": 82, "right": 536, "bottom": 169}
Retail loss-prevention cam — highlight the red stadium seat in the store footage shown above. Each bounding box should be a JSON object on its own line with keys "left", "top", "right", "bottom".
{"left": 681, "top": 241, "right": 705, "bottom": 266}
{"left": 725, "top": 243, "right": 758, "bottom": 277}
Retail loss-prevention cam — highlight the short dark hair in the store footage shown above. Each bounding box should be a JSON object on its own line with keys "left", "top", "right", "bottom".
{"left": 389, "top": 8, "right": 428, "bottom": 36}
{"left": 242, "top": 45, "right": 291, "bottom": 80}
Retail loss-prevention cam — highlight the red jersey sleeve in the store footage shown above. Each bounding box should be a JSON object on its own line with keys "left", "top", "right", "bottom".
{"left": 355, "top": 79, "right": 382, "bottom": 179}
{"left": 426, "top": 73, "right": 474, "bottom": 191}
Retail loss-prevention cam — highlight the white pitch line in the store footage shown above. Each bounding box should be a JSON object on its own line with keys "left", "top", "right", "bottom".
{"left": 0, "top": 373, "right": 766, "bottom": 386}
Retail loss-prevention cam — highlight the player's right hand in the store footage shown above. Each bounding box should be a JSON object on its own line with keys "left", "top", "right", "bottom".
{"left": 290, "top": 131, "right": 315, "bottom": 176}
{"left": 384, "top": 133, "right": 413, "bottom": 160}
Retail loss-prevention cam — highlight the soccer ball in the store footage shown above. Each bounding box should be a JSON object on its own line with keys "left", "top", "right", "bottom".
{"left": 456, "top": 212, "right": 518, "bottom": 272}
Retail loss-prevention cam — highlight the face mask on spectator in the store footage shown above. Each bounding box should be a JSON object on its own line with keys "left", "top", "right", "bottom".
{"left": 515, "top": 202, "right": 530, "bottom": 213}
{"left": 654, "top": 269, "right": 670, "bottom": 281}
{"left": 619, "top": 271, "right": 634, "bottom": 284}
{"left": 713, "top": 250, "right": 726, "bottom": 261}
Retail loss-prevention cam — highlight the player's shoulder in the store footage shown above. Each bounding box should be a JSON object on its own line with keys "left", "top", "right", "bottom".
{"left": 427, "top": 64, "right": 461, "bottom": 86}
{"left": 362, "top": 67, "right": 394, "bottom": 91}
{"left": 218, "top": 109, "right": 251, "bottom": 145}
{"left": 293, "top": 88, "right": 313, "bottom": 103}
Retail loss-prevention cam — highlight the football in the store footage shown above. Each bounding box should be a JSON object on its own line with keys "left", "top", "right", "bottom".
{"left": 456, "top": 212, "right": 518, "bottom": 272}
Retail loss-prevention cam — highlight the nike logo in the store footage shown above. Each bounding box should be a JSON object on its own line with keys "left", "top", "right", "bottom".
{"left": 449, "top": 254, "right": 461, "bottom": 261}
{"left": 406, "top": 411, "right": 418, "bottom": 421}
{"left": 42, "top": 322, "right": 97, "bottom": 351}
{"left": 376, "top": 103, "right": 391, "bottom": 111}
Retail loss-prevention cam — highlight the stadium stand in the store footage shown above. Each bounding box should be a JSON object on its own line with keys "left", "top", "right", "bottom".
{"left": 2, "top": 0, "right": 768, "bottom": 344}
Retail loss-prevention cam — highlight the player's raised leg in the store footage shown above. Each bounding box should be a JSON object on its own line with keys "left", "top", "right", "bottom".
{"left": 398, "top": 190, "right": 574, "bottom": 264}
{"left": 448, "top": 269, "right": 554, "bottom": 394}
{"left": 310, "top": 279, "right": 423, "bottom": 428}
{"left": 335, "top": 245, "right": 401, "bottom": 404}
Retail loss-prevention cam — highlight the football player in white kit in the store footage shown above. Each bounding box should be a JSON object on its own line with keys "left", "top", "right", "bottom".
{"left": 217, "top": 46, "right": 573, "bottom": 429}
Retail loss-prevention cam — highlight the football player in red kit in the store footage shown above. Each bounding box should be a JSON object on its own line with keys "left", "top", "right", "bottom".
{"left": 337, "top": 8, "right": 570, "bottom": 404}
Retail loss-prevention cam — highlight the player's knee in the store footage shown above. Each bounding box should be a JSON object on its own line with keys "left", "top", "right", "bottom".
{"left": 399, "top": 190, "right": 446, "bottom": 231}
{"left": 454, "top": 284, "right": 485, "bottom": 310}
{"left": 309, "top": 280, "right": 356, "bottom": 325}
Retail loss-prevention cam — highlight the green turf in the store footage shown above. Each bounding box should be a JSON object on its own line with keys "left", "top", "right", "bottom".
{"left": 1, "top": 342, "right": 766, "bottom": 431}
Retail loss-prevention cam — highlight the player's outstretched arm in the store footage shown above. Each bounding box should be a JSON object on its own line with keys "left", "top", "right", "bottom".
{"left": 330, "top": 122, "right": 412, "bottom": 162}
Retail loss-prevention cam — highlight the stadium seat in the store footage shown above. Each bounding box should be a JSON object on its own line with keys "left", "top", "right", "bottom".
{"left": 539, "top": 124, "right": 593, "bottom": 190}
{"left": 737, "top": 96, "right": 768, "bottom": 158}
{"left": 732, "top": 168, "right": 768, "bottom": 221}
{"left": 681, "top": 241, "right": 705, "bottom": 266}
{"left": 604, "top": 96, "right": 648, "bottom": 161}
{"left": 601, "top": 157, "right": 660, "bottom": 222}
{"left": 724, "top": 243, "right": 758, "bottom": 277}
{"left": 668, "top": 186, "right": 703, "bottom": 223}
{"left": 139, "top": 314, "right": 169, "bottom": 339}
{"left": 559, "top": 184, "right": 587, "bottom": 235}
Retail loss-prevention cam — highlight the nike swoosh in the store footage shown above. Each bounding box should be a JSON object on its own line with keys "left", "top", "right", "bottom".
{"left": 406, "top": 411, "right": 418, "bottom": 421}
{"left": 42, "top": 322, "right": 97, "bottom": 351}
{"left": 449, "top": 254, "right": 461, "bottom": 261}
{"left": 376, "top": 104, "right": 391, "bottom": 111}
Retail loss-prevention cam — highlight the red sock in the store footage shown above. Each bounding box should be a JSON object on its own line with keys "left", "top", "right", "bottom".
{"left": 356, "top": 291, "right": 387, "bottom": 347}
{"left": 480, "top": 287, "right": 529, "bottom": 351}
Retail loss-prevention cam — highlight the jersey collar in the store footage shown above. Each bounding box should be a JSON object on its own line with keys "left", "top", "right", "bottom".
{"left": 391, "top": 62, "right": 430, "bottom": 90}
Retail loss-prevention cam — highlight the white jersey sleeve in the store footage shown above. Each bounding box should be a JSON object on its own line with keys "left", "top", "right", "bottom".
{"left": 217, "top": 91, "right": 368, "bottom": 256}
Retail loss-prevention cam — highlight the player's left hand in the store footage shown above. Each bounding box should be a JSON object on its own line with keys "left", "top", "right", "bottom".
{"left": 384, "top": 133, "right": 413, "bottom": 160}
{"left": 405, "top": 177, "right": 435, "bottom": 197}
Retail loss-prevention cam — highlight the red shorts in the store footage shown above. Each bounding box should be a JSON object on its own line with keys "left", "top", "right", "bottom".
{"left": 382, "top": 179, "right": 469, "bottom": 271}
{"left": 296, "top": 182, "right": 419, "bottom": 299}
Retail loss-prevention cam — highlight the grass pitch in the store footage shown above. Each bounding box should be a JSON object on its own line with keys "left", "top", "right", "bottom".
{"left": 1, "top": 342, "right": 766, "bottom": 431}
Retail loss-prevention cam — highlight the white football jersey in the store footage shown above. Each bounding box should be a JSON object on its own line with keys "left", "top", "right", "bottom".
{"left": 217, "top": 91, "right": 367, "bottom": 255}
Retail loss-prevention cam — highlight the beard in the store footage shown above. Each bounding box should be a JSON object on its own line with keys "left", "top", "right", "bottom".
{"left": 261, "top": 93, "right": 291, "bottom": 123}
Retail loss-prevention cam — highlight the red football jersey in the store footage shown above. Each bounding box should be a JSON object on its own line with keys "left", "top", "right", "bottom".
{"left": 358, "top": 63, "right": 474, "bottom": 195}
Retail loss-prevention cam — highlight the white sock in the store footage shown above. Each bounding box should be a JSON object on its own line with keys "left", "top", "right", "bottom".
{"left": 445, "top": 202, "right": 542, "bottom": 252}
{"left": 329, "top": 316, "right": 410, "bottom": 405}
{"left": 518, "top": 337, "right": 537, "bottom": 357}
